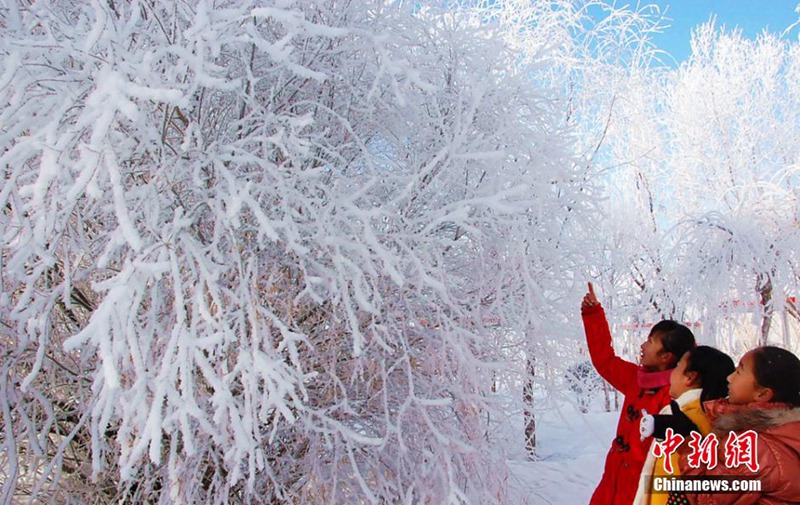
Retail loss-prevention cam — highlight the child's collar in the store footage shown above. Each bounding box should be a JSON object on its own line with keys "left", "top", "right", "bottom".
{"left": 658, "top": 389, "right": 703, "bottom": 414}
{"left": 672, "top": 388, "right": 702, "bottom": 408}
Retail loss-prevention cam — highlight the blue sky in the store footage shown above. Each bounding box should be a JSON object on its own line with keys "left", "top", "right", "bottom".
{"left": 647, "top": 0, "right": 799, "bottom": 64}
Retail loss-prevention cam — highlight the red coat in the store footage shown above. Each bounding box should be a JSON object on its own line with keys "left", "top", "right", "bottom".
{"left": 583, "top": 304, "right": 674, "bottom": 505}
{"left": 681, "top": 399, "right": 800, "bottom": 505}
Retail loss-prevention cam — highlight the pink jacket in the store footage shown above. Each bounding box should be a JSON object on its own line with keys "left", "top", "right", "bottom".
{"left": 682, "top": 399, "right": 800, "bottom": 505}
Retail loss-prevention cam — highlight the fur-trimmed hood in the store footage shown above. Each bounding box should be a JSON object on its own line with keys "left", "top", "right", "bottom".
{"left": 688, "top": 399, "right": 800, "bottom": 504}
{"left": 703, "top": 399, "right": 800, "bottom": 463}
{"left": 712, "top": 404, "right": 800, "bottom": 433}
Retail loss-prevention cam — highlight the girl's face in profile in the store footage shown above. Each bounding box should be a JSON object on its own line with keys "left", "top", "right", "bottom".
{"left": 640, "top": 331, "right": 667, "bottom": 370}
{"left": 727, "top": 351, "right": 772, "bottom": 405}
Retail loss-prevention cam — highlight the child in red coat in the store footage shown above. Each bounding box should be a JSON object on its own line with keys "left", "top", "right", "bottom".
{"left": 582, "top": 282, "right": 696, "bottom": 505}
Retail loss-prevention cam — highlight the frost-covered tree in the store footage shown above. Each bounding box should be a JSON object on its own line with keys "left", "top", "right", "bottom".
{"left": 588, "top": 21, "right": 800, "bottom": 352}
{"left": 662, "top": 24, "right": 800, "bottom": 348}
{"left": 504, "top": 1, "right": 675, "bottom": 417}
{"left": 0, "top": 1, "right": 597, "bottom": 503}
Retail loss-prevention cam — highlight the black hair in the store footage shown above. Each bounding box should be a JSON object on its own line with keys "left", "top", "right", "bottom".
{"left": 650, "top": 320, "right": 696, "bottom": 368}
{"left": 751, "top": 346, "right": 800, "bottom": 407}
{"left": 684, "top": 346, "right": 735, "bottom": 408}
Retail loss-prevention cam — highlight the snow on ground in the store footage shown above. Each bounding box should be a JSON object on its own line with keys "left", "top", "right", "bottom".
{"left": 493, "top": 394, "right": 620, "bottom": 505}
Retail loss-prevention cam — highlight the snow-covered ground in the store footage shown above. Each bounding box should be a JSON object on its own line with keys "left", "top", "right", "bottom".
{"left": 494, "top": 395, "right": 620, "bottom": 505}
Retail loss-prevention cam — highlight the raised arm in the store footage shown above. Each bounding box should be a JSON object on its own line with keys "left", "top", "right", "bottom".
{"left": 581, "top": 282, "right": 638, "bottom": 394}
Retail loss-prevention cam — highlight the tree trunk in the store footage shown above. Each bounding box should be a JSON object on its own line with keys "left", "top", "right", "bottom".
{"left": 523, "top": 356, "right": 536, "bottom": 457}
{"left": 603, "top": 379, "right": 611, "bottom": 412}
{"left": 757, "top": 274, "right": 774, "bottom": 347}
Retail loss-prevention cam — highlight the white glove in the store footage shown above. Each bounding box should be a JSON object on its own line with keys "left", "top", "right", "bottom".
{"left": 640, "top": 409, "right": 654, "bottom": 441}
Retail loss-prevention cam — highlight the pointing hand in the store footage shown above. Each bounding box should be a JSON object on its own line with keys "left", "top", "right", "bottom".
{"left": 582, "top": 282, "right": 600, "bottom": 310}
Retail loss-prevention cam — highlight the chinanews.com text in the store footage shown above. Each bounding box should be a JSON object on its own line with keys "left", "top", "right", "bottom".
{"left": 651, "top": 476, "right": 762, "bottom": 494}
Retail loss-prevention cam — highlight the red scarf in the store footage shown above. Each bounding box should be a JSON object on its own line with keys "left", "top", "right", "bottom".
{"left": 637, "top": 367, "right": 672, "bottom": 389}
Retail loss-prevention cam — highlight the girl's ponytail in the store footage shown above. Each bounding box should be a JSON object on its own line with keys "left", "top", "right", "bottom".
{"left": 685, "top": 346, "right": 735, "bottom": 407}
